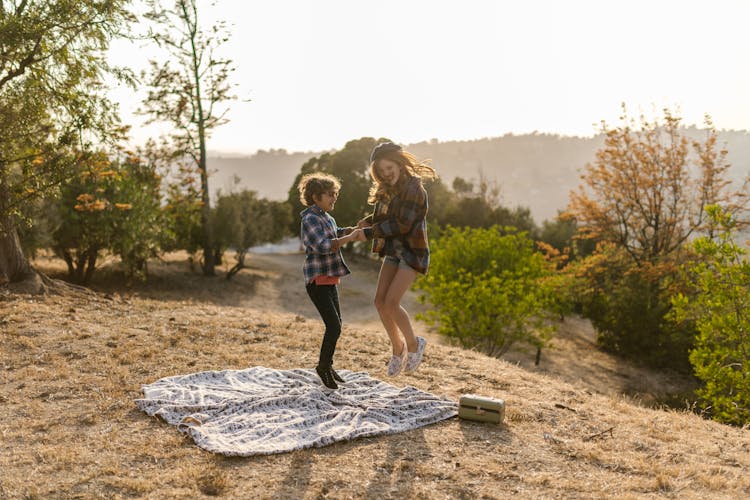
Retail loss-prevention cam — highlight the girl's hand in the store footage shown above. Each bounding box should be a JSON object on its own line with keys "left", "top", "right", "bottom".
{"left": 357, "top": 218, "right": 372, "bottom": 229}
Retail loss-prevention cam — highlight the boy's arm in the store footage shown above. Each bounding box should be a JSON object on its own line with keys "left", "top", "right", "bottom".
{"left": 336, "top": 226, "right": 355, "bottom": 237}
{"left": 303, "top": 216, "right": 363, "bottom": 253}
{"left": 330, "top": 229, "right": 363, "bottom": 252}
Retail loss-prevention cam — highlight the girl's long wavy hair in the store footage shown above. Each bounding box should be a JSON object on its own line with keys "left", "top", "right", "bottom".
{"left": 367, "top": 149, "right": 437, "bottom": 204}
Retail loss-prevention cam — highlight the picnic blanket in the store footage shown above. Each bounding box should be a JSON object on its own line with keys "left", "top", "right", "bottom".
{"left": 135, "top": 366, "right": 457, "bottom": 456}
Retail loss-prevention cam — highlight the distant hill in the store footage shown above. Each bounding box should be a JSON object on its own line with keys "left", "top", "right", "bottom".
{"left": 206, "top": 148, "right": 321, "bottom": 200}
{"left": 407, "top": 134, "right": 604, "bottom": 222}
{"left": 208, "top": 129, "right": 750, "bottom": 223}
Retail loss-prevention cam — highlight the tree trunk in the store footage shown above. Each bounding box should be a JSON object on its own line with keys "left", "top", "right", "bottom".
{"left": 193, "top": 12, "right": 214, "bottom": 277}
{"left": 226, "top": 249, "right": 247, "bottom": 280}
{"left": 0, "top": 215, "right": 47, "bottom": 294}
{"left": 84, "top": 249, "right": 98, "bottom": 285}
{"left": 199, "top": 154, "right": 214, "bottom": 276}
{"left": 61, "top": 249, "right": 75, "bottom": 278}
{"left": 0, "top": 216, "right": 32, "bottom": 285}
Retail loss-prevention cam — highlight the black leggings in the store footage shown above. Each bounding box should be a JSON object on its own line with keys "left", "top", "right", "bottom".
{"left": 305, "top": 282, "right": 342, "bottom": 368}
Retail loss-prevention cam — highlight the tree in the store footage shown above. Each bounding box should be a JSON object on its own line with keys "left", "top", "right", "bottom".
{"left": 53, "top": 152, "right": 117, "bottom": 284}
{"left": 287, "top": 138, "right": 379, "bottom": 235}
{"left": 565, "top": 108, "right": 749, "bottom": 369}
{"left": 422, "top": 177, "right": 455, "bottom": 226}
{"left": 451, "top": 176, "right": 474, "bottom": 195}
{"left": 162, "top": 159, "right": 203, "bottom": 269}
{"left": 568, "top": 108, "right": 747, "bottom": 266}
{"left": 212, "top": 190, "right": 292, "bottom": 279}
{"left": 52, "top": 150, "right": 166, "bottom": 284}
{"left": 108, "top": 151, "right": 168, "bottom": 282}
{"left": 672, "top": 206, "right": 750, "bottom": 426}
{"left": 539, "top": 212, "right": 596, "bottom": 260}
{"left": 439, "top": 173, "right": 538, "bottom": 234}
{"left": 416, "top": 226, "right": 555, "bottom": 357}
{"left": 141, "top": 0, "right": 236, "bottom": 276}
{"left": 0, "top": 0, "right": 131, "bottom": 292}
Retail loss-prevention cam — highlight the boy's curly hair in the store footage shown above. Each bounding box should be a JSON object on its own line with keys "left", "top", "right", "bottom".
{"left": 297, "top": 173, "right": 342, "bottom": 206}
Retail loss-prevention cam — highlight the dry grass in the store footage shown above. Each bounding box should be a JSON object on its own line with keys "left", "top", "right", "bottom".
{"left": 1, "top": 252, "right": 749, "bottom": 499}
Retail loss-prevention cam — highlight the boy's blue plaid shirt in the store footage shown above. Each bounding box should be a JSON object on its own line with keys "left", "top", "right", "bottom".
{"left": 300, "top": 205, "right": 351, "bottom": 284}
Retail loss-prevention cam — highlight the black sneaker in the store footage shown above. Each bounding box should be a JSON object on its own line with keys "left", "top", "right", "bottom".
{"left": 315, "top": 365, "right": 338, "bottom": 390}
{"left": 330, "top": 367, "right": 345, "bottom": 383}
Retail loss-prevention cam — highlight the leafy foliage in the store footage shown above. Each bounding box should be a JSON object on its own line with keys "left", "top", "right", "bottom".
{"left": 53, "top": 153, "right": 114, "bottom": 284}
{"left": 141, "top": 0, "right": 237, "bottom": 276}
{"left": 108, "top": 153, "right": 167, "bottom": 281}
{"left": 569, "top": 243, "right": 695, "bottom": 371}
{"left": 416, "top": 226, "right": 555, "bottom": 356}
{"left": 568, "top": 108, "right": 747, "bottom": 266}
{"left": 428, "top": 174, "right": 538, "bottom": 234}
{"left": 672, "top": 206, "right": 750, "bottom": 425}
{"left": 539, "top": 212, "right": 596, "bottom": 259}
{"left": 212, "top": 189, "right": 292, "bottom": 279}
{"left": 565, "top": 108, "right": 749, "bottom": 370}
{"left": 162, "top": 158, "right": 204, "bottom": 261}
{"left": 287, "top": 138, "right": 378, "bottom": 235}
{"left": 52, "top": 151, "right": 166, "bottom": 284}
{"left": 0, "top": 0, "right": 132, "bottom": 285}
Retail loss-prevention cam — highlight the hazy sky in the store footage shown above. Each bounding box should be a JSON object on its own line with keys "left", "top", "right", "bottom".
{"left": 108, "top": 0, "right": 750, "bottom": 155}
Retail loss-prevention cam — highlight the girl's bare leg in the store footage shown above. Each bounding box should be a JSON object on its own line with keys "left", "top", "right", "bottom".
{"left": 383, "top": 267, "right": 419, "bottom": 352}
{"left": 374, "top": 261, "right": 404, "bottom": 355}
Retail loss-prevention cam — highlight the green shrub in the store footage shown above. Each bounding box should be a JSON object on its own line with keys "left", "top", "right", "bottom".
{"left": 416, "top": 226, "right": 555, "bottom": 356}
{"left": 571, "top": 244, "right": 695, "bottom": 372}
{"left": 672, "top": 206, "right": 750, "bottom": 425}
{"left": 108, "top": 153, "right": 167, "bottom": 281}
{"left": 53, "top": 151, "right": 166, "bottom": 284}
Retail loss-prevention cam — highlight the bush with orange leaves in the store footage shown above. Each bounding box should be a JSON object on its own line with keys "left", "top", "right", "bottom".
{"left": 53, "top": 151, "right": 166, "bottom": 284}
{"left": 564, "top": 108, "right": 750, "bottom": 371}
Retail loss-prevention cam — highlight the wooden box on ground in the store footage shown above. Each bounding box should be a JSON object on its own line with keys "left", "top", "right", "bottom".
{"left": 458, "top": 394, "right": 505, "bottom": 424}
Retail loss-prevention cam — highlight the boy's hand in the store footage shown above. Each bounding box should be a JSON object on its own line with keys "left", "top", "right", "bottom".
{"left": 350, "top": 228, "right": 366, "bottom": 242}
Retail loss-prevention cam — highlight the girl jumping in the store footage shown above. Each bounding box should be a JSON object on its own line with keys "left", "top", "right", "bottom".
{"left": 359, "top": 142, "right": 437, "bottom": 376}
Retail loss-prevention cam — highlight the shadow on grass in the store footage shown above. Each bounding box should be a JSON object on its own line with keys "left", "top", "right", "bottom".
{"left": 37, "top": 255, "right": 264, "bottom": 308}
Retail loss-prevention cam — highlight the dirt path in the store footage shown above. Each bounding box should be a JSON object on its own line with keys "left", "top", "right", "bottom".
{"left": 241, "top": 251, "right": 434, "bottom": 338}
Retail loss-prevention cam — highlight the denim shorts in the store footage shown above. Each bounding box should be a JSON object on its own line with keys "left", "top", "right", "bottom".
{"left": 383, "top": 254, "right": 414, "bottom": 270}
{"left": 384, "top": 239, "right": 412, "bottom": 270}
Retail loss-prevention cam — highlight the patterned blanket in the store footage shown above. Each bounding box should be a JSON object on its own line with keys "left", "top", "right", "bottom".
{"left": 135, "top": 366, "right": 458, "bottom": 456}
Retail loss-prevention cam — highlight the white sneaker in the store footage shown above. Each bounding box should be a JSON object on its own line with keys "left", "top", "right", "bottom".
{"left": 386, "top": 343, "right": 407, "bottom": 377}
{"left": 405, "top": 336, "right": 427, "bottom": 372}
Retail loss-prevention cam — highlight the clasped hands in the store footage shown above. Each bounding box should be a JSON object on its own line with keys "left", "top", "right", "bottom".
{"left": 344, "top": 218, "right": 372, "bottom": 243}
{"left": 347, "top": 227, "right": 367, "bottom": 242}
{"left": 351, "top": 217, "right": 374, "bottom": 242}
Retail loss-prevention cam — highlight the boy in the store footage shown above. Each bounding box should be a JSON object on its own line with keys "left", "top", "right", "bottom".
{"left": 298, "top": 173, "right": 365, "bottom": 389}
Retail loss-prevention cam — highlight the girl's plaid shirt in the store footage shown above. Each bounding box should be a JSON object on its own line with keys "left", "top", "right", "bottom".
{"left": 300, "top": 205, "right": 352, "bottom": 284}
{"left": 363, "top": 176, "right": 430, "bottom": 275}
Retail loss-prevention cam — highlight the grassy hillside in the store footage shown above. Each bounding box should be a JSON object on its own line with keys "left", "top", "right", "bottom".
{"left": 2, "top": 254, "right": 749, "bottom": 498}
